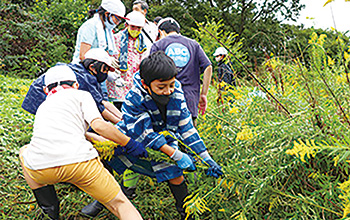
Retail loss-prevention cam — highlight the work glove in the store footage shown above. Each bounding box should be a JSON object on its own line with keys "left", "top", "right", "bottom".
{"left": 200, "top": 151, "right": 223, "bottom": 178}
{"left": 107, "top": 71, "right": 119, "bottom": 82}
{"left": 114, "top": 139, "right": 148, "bottom": 158}
{"left": 115, "top": 77, "right": 125, "bottom": 87}
{"left": 111, "top": 57, "right": 120, "bottom": 70}
{"left": 171, "top": 148, "right": 196, "bottom": 171}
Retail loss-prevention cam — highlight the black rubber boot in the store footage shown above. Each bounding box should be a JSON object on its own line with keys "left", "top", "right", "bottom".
{"left": 33, "top": 185, "right": 60, "bottom": 220}
{"left": 81, "top": 200, "right": 104, "bottom": 218}
{"left": 168, "top": 181, "right": 193, "bottom": 220}
{"left": 120, "top": 179, "right": 137, "bottom": 200}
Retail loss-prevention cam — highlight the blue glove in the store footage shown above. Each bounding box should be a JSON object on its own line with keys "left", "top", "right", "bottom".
{"left": 199, "top": 151, "right": 223, "bottom": 178}
{"left": 203, "top": 157, "right": 223, "bottom": 178}
{"left": 114, "top": 139, "right": 148, "bottom": 158}
{"left": 171, "top": 149, "right": 196, "bottom": 171}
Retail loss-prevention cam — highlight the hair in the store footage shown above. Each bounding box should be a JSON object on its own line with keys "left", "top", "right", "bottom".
{"left": 153, "top": 16, "right": 163, "bottom": 25}
{"left": 133, "top": 0, "right": 149, "bottom": 11}
{"left": 140, "top": 51, "right": 177, "bottom": 85}
{"left": 88, "top": 6, "right": 107, "bottom": 18}
{"left": 158, "top": 18, "right": 180, "bottom": 34}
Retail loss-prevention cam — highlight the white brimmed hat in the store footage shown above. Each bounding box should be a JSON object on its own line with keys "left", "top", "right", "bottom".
{"left": 213, "top": 47, "right": 228, "bottom": 56}
{"left": 44, "top": 66, "right": 77, "bottom": 86}
{"left": 101, "top": 0, "right": 127, "bottom": 19}
{"left": 126, "top": 11, "right": 145, "bottom": 27}
{"left": 84, "top": 48, "right": 115, "bottom": 71}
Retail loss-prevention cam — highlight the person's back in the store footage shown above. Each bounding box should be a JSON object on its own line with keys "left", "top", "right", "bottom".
{"left": 150, "top": 17, "right": 212, "bottom": 121}
{"left": 20, "top": 65, "right": 144, "bottom": 220}
{"left": 24, "top": 89, "right": 98, "bottom": 170}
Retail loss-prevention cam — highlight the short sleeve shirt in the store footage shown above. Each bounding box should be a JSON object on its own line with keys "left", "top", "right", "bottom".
{"left": 150, "top": 34, "right": 211, "bottom": 117}
{"left": 72, "top": 18, "right": 101, "bottom": 64}
{"left": 21, "top": 89, "right": 101, "bottom": 170}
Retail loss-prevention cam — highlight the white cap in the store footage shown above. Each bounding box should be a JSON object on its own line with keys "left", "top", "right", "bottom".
{"left": 101, "top": 0, "right": 127, "bottom": 19}
{"left": 213, "top": 47, "right": 228, "bottom": 56}
{"left": 84, "top": 48, "right": 115, "bottom": 71}
{"left": 126, "top": 11, "right": 145, "bottom": 27}
{"left": 44, "top": 66, "right": 77, "bottom": 86}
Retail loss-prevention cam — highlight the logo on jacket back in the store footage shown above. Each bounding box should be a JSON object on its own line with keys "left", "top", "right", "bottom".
{"left": 165, "top": 43, "right": 190, "bottom": 69}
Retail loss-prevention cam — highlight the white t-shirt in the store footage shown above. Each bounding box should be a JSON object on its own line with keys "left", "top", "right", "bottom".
{"left": 22, "top": 89, "right": 102, "bottom": 170}
{"left": 142, "top": 19, "right": 158, "bottom": 57}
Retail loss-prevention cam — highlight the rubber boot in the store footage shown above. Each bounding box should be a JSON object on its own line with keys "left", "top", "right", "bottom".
{"left": 33, "top": 185, "right": 60, "bottom": 220}
{"left": 81, "top": 200, "right": 104, "bottom": 218}
{"left": 121, "top": 169, "right": 139, "bottom": 200}
{"left": 168, "top": 181, "right": 193, "bottom": 220}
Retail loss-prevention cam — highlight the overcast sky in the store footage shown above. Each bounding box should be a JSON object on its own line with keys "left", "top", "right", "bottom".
{"left": 285, "top": 0, "right": 350, "bottom": 33}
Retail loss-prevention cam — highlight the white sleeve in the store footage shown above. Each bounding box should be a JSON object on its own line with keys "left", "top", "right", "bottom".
{"left": 81, "top": 92, "right": 103, "bottom": 124}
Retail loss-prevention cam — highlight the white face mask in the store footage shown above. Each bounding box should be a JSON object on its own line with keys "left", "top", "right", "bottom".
{"left": 215, "top": 56, "right": 222, "bottom": 62}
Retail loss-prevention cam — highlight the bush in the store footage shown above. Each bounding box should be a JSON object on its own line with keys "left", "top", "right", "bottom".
{"left": 0, "top": 0, "right": 88, "bottom": 78}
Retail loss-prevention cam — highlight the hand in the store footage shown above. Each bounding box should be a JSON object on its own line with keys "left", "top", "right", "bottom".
{"left": 111, "top": 57, "right": 120, "bottom": 70}
{"left": 107, "top": 71, "right": 119, "bottom": 82}
{"left": 171, "top": 149, "right": 196, "bottom": 171}
{"left": 198, "top": 94, "right": 207, "bottom": 115}
{"left": 115, "top": 77, "right": 125, "bottom": 87}
{"left": 203, "top": 157, "right": 223, "bottom": 178}
{"left": 124, "top": 139, "right": 148, "bottom": 158}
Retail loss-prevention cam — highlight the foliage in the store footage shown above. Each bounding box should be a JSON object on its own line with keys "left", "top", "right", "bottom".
{"left": 2, "top": 31, "right": 350, "bottom": 219}
{"left": 0, "top": 0, "right": 88, "bottom": 78}
{"left": 191, "top": 17, "right": 247, "bottom": 79}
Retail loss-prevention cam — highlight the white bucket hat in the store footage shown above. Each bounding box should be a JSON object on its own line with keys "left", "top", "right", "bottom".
{"left": 101, "top": 0, "right": 127, "bottom": 19}
{"left": 213, "top": 47, "right": 228, "bottom": 56}
{"left": 126, "top": 11, "right": 145, "bottom": 27}
{"left": 44, "top": 66, "right": 77, "bottom": 86}
{"left": 84, "top": 48, "right": 115, "bottom": 71}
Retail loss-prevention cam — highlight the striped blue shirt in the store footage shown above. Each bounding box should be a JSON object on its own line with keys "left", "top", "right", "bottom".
{"left": 117, "top": 72, "right": 207, "bottom": 154}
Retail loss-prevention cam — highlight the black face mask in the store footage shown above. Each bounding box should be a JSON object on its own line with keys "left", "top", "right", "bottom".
{"left": 83, "top": 59, "right": 108, "bottom": 83}
{"left": 150, "top": 87, "right": 171, "bottom": 105}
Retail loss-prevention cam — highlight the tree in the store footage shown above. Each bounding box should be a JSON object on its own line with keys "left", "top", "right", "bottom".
{"left": 147, "top": 0, "right": 305, "bottom": 66}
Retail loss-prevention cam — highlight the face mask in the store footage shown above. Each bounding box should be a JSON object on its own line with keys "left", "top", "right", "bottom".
{"left": 215, "top": 56, "right": 222, "bottom": 62}
{"left": 150, "top": 88, "right": 171, "bottom": 105}
{"left": 88, "top": 61, "right": 109, "bottom": 83}
{"left": 128, "top": 28, "right": 141, "bottom": 39}
{"left": 105, "top": 14, "right": 117, "bottom": 30}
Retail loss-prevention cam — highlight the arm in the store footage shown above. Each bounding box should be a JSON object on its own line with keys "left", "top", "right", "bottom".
{"left": 91, "top": 118, "right": 130, "bottom": 146}
{"left": 79, "top": 42, "right": 91, "bottom": 61}
{"left": 198, "top": 65, "right": 213, "bottom": 115}
{"left": 102, "top": 100, "right": 122, "bottom": 121}
{"left": 101, "top": 108, "right": 122, "bottom": 124}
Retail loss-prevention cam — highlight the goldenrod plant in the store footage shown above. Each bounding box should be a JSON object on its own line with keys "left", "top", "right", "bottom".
{"left": 3, "top": 29, "right": 350, "bottom": 219}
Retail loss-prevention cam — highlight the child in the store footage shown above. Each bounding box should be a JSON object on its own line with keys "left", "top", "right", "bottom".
{"left": 19, "top": 65, "right": 146, "bottom": 220}
{"left": 81, "top": 51, "right": 222, "bottom": 219}
{"left": 22, "top": 48, "right": 122, "bottom": 123}
{"left": 213, "top": 47, "right": 236, "bottom": 88}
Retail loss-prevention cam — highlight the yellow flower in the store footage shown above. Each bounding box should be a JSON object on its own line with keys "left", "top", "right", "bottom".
{"left": 236, "top": 126, "right": 254, "bottom": 142}
{"left": 229, "top": 106, "right": 238, "bottom": 114}
{"left": 285, "top": 139, "right": 318, "bottom": 162}
{"left": 216, "top": 123, "right": 222, "bottom": 133}
{"left": 328, "top": 56, "right": 335, "bottom": 66}
{"left": 344, "top": 51, "right": 350, "bottom": 61}
{"left": 333, "top": 155, "right": 340, "bottom": 167}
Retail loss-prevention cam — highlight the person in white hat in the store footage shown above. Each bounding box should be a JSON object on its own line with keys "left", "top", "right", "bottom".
{"left": 106, "top": 11, "right": 147, "bottom": 110}
{"left": 72, "top": 0, "right": 127, "bottom": 63}
{"left": 19, "top": 65, "right": 146, "bottom": 219}
{"left": 22, "top": 48, "right": 123, "bottom": 124}
{"left": 132, "top": 0, "right": 159, "bottom": 57}
{"left": 71, "top": 0, "right": 128, "bottom": 102}
{"left": 213, "top": 47, "right": 236, "bottom": 88}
